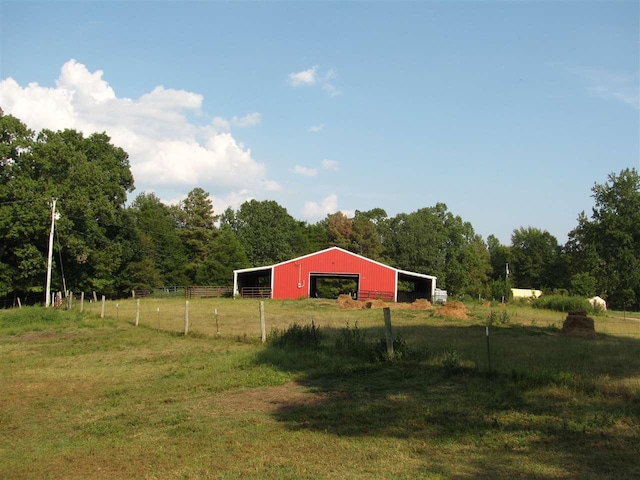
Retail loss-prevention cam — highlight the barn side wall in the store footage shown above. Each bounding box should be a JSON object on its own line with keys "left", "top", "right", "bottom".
{"left": 272, "top": 249, "right": 396, "bottom": 300}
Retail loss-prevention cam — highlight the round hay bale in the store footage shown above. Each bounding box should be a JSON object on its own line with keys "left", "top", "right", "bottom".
{"left": 410, "top": 298, "right": 433, "bottom": 310}
{"left": 562, "top": 314, "right": 595, "bottom": 337}
{"left": 436, "top": 301, "right": 470, "bottom": 320}
{"left": 336, "top": 294, "right": 364, "bottom": 309}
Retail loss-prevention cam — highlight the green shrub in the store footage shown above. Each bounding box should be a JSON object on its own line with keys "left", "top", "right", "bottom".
{"left": 486, "top": 309, "right": 511, "bottom": 326}
{"left": 531, "top": 295, "right": 591, "bottom": 313}
{"left": 334, "top": 321, "right": 370, "bottom": 358}
{"left": 333, "top": 322, "right": 427, "bottom": 362}
{"left": 267, "top": 322, "right": 322, "bottom": 349}
{"left": 441, "top": 349, "right": 463, "bottom": 375}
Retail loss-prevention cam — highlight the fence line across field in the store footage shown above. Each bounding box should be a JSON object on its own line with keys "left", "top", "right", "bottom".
{"left": 35, "top": 294, "right": 640, "bottom": 340}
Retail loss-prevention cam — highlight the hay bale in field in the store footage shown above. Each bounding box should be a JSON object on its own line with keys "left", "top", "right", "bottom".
{"left": 410, "top": 298, "right": 433, "bottom": 310}
{"left": 363, "top": 299, "right": 388, "bottom": 309}
{"left": 436, "top": 300, "right": 470, "bottom": 320}
{"left": 562, "top": 310, "right": 595, "bottom": 337}
{"left": 337, "top": 294, "right": 365, "bottom": 309}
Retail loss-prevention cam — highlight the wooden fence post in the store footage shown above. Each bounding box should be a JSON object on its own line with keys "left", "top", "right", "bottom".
{"left": 93, "top": 291, "right": 98, "bottom": 303}
{"left": 184, "top": 301, "right": 190, "bottom": 335}
{"left": 260, "top": 301, "right": 266, "bottom": 343}
{"left": 80, "top": 292, "right": 84, "bottom": 313}
{"left": 485, "top": 326, "right": 492, "bottom": 373}
{"left": 215, "top": 308, "right": 219, "bottom": 336}
{"left": 135, "top": 299, "right": 140, "bottom": 326}
{"left": 16, "top": 297, "right": 22, "bottom": 309}
{"left": 100, "top": 295, "right": 105, "bottom": 319}
{"left": 383, "top": 307, "right": 394, "bottom": 360}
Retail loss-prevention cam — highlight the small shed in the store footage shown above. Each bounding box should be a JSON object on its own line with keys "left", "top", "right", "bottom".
{"left": 233, "top": 246, "right": 436, "bottom": 302}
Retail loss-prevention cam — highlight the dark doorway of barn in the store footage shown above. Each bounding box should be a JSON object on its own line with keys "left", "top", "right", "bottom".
{"left": 396, "top": 272, "right": 433, "bottom": 302}
{"left": 310, "top": 274, "right": 359, "bottom": 299}
{"left": 237, "top": 269, "right": 272, "bottom": 298}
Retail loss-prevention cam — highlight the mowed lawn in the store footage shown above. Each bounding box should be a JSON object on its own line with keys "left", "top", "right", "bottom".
{"left": 1, "top": 299, "right": 639, "bottom": 479}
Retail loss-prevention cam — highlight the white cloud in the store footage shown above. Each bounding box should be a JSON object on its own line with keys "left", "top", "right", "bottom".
{"left": 572, "top": 67, "right": 639, "bottom": 109}
{"left": 324, "top": 69, "right": 337, "bottom": 81}
{"left": 0, "top": 59, "right": 279, "bottom": 206}
{"left": 288, "top": 65, "right": 341, "bottom": 96}
{"left": 212, "top": 116, "right": 231, "bottom": 132}
{"left": 322, "top": 83, "right": 342, "bottom": 97}
{"left": 288, "top": 66, "right": 318, "bottom": 87}
{"left": 303, "top": 193, "right": 339, "bottom": 219}
{"left": 322, "top": 159, "right": 339, "bottom": 170}
{"left": 308, "top": 124, "right": 324, "bottom": 133}
{"left": 293, "top": 165, "right": 318, "bottom": 177}
{"left": 231, "top": 112, "right": 261, "bottom": 127}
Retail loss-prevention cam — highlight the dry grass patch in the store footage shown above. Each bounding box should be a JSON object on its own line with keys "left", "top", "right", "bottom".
{"left": 212, "top": 381, "right": 324, "bottom": 415}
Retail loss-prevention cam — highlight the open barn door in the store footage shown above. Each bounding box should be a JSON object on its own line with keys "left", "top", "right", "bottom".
{"left": 309, "top": 273, "right": 360, "bottom": 299}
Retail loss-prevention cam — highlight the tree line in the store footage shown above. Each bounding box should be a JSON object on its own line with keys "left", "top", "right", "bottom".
{"left": 1, "top": 110, "right": 638, "bottom": 309}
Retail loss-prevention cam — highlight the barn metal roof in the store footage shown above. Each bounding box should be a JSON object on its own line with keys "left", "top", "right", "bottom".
{"left": 233, "top": 246, "right": 436, "bottom": 280}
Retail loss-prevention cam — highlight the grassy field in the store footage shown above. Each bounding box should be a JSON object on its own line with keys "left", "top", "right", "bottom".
{"left": 1, "top": 299, "right": 639, "bottom": 479}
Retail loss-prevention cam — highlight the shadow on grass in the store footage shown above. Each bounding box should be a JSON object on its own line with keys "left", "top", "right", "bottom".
{"left": 254, "top": 323, "right": 640, "bottom": 479}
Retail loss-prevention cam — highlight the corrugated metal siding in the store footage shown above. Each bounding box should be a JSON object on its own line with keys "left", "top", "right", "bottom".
{"left": 272, "top": 249, "right": 396, "bottom": 299}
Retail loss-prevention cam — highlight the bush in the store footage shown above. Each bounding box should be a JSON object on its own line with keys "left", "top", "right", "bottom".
{"left": 333, "top": 322, "right": 428, "bottom": 362}
{"left": 268, "top": 322, "right": 322, "bottom": 349}
{"left": 334, "top": 322, "right": 370, "bottom": 358}
{"left": 486, "top": 309, "right": 511, "bottom": 326}
{"left": 441, "top": 349, "right": 463, "bottom": 375}
{"left": 531, "top": 295, "right": 591, "bottom": 313}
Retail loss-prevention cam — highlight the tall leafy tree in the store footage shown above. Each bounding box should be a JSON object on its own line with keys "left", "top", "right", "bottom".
{"left": 487, "top": 234, "right": 512, "bottom": 300}
{"left": 510, "top": 227, "right": 560, "bottom": 290}
{"left": 195, "top": 229, "right": 250, "bottom": 285}
{"left": 127, "top": 192, "right": 188, "bottom": 288}
{"left": 0, "top": 110, "right": 135, "bottom": 296}
{"left": 0, "top": 111, "right": 37, "bottom": 295}
{"left": 386, "top": 203, "right": 490, "bottom": 296}
{"left": 567, "top": 168, "right": 640, "bottom": 309}
{"left": 326, "top": 212, "right": 353, "bottom": 250}
{"left": 352, "top": 211, "right": 384, "bottom": 260}
{"left": 173, "top": 187, "right": 218, "bottom": 282}
{"left": 224, "top": 199, "right": 302, "bottom": 266}
{"left": 387, "top": 203, "right": 449, "bottom": 282}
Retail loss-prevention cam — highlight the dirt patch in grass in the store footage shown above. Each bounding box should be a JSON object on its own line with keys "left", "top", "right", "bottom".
{"left": 436, "top": 301, "right": 470, "bottom": 320}
{"left": 213, "top": 381, "right": 327, "bottom": 414}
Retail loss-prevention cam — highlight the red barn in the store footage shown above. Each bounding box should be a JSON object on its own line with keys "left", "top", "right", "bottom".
{"left": 233, "top": 247, "right": 436, "bottom": 302}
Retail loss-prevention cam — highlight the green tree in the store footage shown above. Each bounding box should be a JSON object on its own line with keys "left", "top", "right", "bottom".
{"left": 226, "top": 200, "right": 302, "bottom": 266}
{"left": 352, "top": 211, "right": 384, "bottom": 260}
{"left": 386, "top": 203, "right": 490, "bottom": 296}
{"left": 326, "top": 212, "right": 353, "bottom": 250}
{"left": 510, "top": 227, "right": 560, "bottom": 290}
{"left": 388, "top": 205, "right": 448, "bottom": 281}
{"left": 173, "top": 187, "right": 218, "bottom": 282}
{"left": 195, "top": 229, "right": 250, "bottom": 285}
{"left": 567, "top": 168, "right": 640, "bottom": 309}
{"left": 127, "top": 192, "right": 188, "bottom": 288}
{"left": 0, "top": 111, "right": 135, "bottom": 297}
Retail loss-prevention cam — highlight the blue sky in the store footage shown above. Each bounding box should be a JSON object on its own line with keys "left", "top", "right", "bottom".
{"left": 1, "top": 1, "right": 638, "bottom": 244}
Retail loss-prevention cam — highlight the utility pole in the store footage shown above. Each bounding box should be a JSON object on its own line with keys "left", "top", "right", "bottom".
{"left": 45, "top": 198, "right": 56, "bottom": 307}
